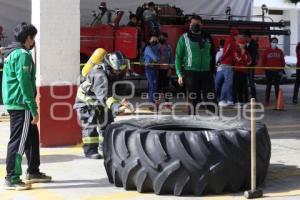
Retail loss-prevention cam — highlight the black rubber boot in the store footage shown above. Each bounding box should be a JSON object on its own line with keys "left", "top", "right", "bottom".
{"left": 86, "top": 153, "right": 103, "bottom": 159}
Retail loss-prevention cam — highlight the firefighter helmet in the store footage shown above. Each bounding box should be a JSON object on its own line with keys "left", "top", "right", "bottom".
{"left": 105, "top": 51, "right": 129, "bottom": 72}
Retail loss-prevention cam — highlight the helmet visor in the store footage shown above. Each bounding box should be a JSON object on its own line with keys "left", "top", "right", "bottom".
{"left": 111, "top": 59, "right": 130, "bottom": 71}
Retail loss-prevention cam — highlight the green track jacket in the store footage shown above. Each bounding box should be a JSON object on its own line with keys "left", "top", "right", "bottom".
{"left": 2, "top": 48, "right": 38, "bottom": 117}
{"left": 175, "top": 33, "right": 212, "bottom": 77}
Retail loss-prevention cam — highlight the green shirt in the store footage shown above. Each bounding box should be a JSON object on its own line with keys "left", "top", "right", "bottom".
{"left": 175, "top": 33, "right": 211, "bottom": 77}
{"left": 2, "top": 48, "right": 38, "bottom": 117}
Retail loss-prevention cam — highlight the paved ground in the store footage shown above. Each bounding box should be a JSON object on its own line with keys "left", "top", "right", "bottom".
{"left": 0, "top": 85, "right": 300, "bottom": 200}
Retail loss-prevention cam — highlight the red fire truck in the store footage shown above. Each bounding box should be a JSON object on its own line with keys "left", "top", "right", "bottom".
{"left": 80, "top": 2, "right": 290, "bottom": 88}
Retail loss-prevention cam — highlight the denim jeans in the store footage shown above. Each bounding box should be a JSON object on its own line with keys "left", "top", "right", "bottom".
{"left": 220, "top": 65, "right": 233, "bottom": 102}
{"left": 215, "top": 68, "right": 224, "bottom": 100}
{"left": 145, "top": 66, "right": 159, "bottom": 103}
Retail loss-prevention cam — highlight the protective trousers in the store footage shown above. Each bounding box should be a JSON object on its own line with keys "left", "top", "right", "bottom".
{"left": 76, "top": 106, "right": 113, "bottom": 156}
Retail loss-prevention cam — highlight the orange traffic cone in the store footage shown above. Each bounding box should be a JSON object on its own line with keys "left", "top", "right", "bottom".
{"left": 275, "top": 88, "right": 285, "bottom": 111}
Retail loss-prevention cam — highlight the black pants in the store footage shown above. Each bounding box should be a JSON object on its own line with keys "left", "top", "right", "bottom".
{"left": 265, "top": 70, "right": 282, "bottom": 103}
{"left": 158, "top": 69, "right": 170, "bottom": 102}
{"left": 293, "top": 69, "right": 300, "bottom": 100}
{"left": 234, "top": 71, "right": 249, "bottom": 103}
{"left": 185, "top": 71, "right": 217, "bottom": 114}
{"left": 6, "top": 110, "right": 40, "bottom": 183}
{"left": 76, "top": 106, "right": 113, "bottom": 156}
{"left": 248, "top": 68, "right": 256, "bottom": 99}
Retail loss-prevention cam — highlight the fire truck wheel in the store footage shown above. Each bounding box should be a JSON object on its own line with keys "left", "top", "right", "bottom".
{"left": 103, "top": 116, "right": 270, "bottom": 196}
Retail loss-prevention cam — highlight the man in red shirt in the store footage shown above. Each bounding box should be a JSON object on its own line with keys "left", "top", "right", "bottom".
{"left": 233, "top": 38, "right": 252, "bottom": 104}
{"left": 261, "top": 37, "right": 285, "bottom": 106}
{"left": 293, "top": 42, "right": 300, "bottom": 104}
{"left": 218, "top": 28, "right": 239, "bottom": 107}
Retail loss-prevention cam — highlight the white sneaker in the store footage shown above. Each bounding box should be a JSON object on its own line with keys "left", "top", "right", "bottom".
{"left": 0, "top": 111, "right": 9, "bottom": 116}
{"left": 218, "top": 101, "right": 228, "bottom": 107}
{"left": 227, "top": 101, "right": 235, "bottom": 106}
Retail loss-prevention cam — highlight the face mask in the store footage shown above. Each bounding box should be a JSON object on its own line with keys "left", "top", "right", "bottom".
{"left": 29, "top": 41, "right": 35, "bottom": 50}
{"left": 271, "top": 42, "right": 277, "bottom": 49}
{"left": 159, "top": 38, "right": 166, "bottom": 44}
{"left": 190, "top": 24, "right": 201, "bottom": 33}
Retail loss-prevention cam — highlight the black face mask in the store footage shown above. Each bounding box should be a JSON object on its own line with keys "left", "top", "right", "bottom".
{"left": 190, "top": 24, "right": 201, "bottom": 34}
{"left": 29, "top": 41, "right": 35, "bottom": 50}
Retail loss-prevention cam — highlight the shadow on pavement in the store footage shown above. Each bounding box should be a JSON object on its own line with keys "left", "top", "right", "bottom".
{"left": 32, "top": 178, "right": 112, "bottom": 189}
{"left": 264, "top": 163, "right": 300, "bottom": 197}
{"left": 0, "top": 154, "right": 84, "bottom": 165}
{"left": 40, "top": 154, "right": 85, "bottom": 163}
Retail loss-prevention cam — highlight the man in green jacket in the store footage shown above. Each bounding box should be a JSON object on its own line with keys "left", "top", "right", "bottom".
{"left": 175, "top": 15, "right": 216, "bottom": 114}
{"left": 2, "top": 22, "right": 51, "bottom": 190}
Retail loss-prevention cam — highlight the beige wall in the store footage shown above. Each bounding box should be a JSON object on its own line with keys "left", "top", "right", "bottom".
{"left": 0, "top": 0, "right": 31, "bottom": 45}
{"left": 32, "top": 0, "right": 80, "bottom": 86}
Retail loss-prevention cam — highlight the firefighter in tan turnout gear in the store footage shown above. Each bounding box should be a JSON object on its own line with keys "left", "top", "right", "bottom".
{"left": 74, "top": 51, "right": 130, "bottom": 159}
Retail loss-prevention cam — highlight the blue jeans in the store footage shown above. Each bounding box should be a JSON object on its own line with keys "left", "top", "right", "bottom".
{"left": 145, "top": 67, "right": 159, "bottom": 103}
{"left": 215, "top": 68, "right": 224, "bottom": 100}
{"left": 220, "top": 65, "right": 233, "bottom": 102}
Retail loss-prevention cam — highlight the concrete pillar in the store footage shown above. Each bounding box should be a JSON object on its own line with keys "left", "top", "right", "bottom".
{"left": 289, "top": 10, "right": 300, "bottom": 56}
{"left": 31, "top": 0, "right": 81, "bottom": 146}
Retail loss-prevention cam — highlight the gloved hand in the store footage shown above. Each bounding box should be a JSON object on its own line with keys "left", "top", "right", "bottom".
{"left": 121, "top": 98, "right": 130, "bottom": 107}
{"left": 119, "top": 99, "right": 135, "bottom": 113}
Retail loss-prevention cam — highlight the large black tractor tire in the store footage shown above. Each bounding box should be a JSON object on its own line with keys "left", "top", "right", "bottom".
{"left": 103, "top": 116, "right": 271, "bottom": 196}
